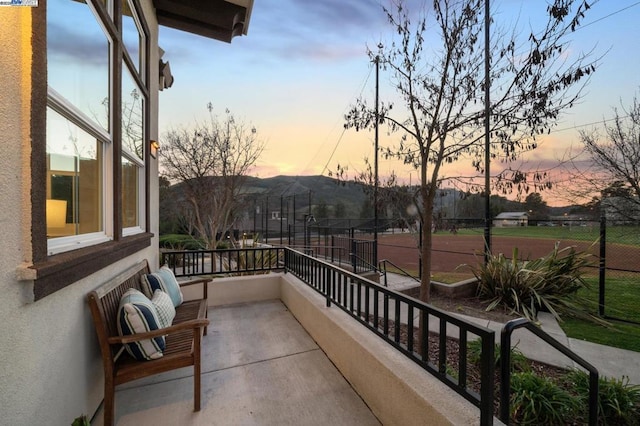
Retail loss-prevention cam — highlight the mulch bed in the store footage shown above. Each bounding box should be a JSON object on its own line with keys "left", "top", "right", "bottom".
{"left": 365, "top": 296, "right": 572, "bottom": 422}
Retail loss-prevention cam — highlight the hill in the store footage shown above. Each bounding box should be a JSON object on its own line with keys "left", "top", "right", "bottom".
{"left": 241, "top": 175, "right": 369, "bottom": 216}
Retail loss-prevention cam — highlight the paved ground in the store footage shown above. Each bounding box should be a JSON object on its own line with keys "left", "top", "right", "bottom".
{"left": 99, "top": 301, "right": 380, "bottom": 426}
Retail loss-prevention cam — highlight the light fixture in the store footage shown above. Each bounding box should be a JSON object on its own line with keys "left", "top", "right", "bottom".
{"left": 159, "top": 47, "right": 174, "bottom": 91}
{"left": 46, "top": 199, "right": 67, "bottom": 229}
{"left": 150, "top": 140, "right": 160, "bottom": 158}
{"left": 159, "top": 59, "right": 174, "bottom": 90}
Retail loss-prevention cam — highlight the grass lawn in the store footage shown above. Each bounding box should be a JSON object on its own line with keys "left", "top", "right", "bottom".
{"left": 456, "top": 225, "right": 640, "bottom": 247}
{"left": 560, "top": 276, "right": 640, "bottom": 352}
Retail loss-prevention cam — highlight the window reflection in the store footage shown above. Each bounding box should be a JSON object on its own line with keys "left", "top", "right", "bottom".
{"left": 47, "top": 0, "right": 110, "bottom": 132}
{"left": 122, "top": 0, "right": 142, "bottom": 73}
{"left": 122, "top": 66, "right": 145, "bottom": 160}
{"left": 122, "top": 157, "right": 139, "bottom": 228}
{"left": 46, "top": 108, "right": 103, "bottom": 238}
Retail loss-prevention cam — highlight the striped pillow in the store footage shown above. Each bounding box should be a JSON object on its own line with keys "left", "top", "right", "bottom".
{"left": 151, "top": 289, "right": 175, "bottom": 328}
{"left": 117, "top": 288, "right": 165, "bottom": 361}
{"left": 141, "top": 266, "right": 184, "bottom": 307}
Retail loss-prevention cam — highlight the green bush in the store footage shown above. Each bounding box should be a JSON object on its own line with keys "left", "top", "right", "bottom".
{"left": 467, "top": 340, "right": 530, "bottom": 373}
{"left": 236, "top": 248, "right": 281, "bottom": 274}
{"left": 71, "top": 415, "right": 90, "bottom": 426}
{"left": 159, "top": 234, "right": 206, "bottom": 250}
{"left": 472, "top": 243, "right": 597, "bottom": 322}
{"left": 510, "top": 371, "right": 580, "bottom": 425}
{"left": 564, "top": 369, "right": 640, "bottom": 425}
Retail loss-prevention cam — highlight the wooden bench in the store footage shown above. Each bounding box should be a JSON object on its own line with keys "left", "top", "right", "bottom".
{"left": 87, "top": 260, "right": 210, "bottom": 426}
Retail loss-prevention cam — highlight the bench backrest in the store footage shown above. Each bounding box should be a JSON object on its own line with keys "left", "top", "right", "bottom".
{"left": 87, "top": 260, "right": 151, "bottom": 363}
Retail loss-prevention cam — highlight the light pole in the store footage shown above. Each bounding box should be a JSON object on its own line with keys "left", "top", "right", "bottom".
{"left": 374, "top": 49, "right": 381, "bottom": 267}
{"left": 483, "top": 0, "right": 492, "bottom": 263}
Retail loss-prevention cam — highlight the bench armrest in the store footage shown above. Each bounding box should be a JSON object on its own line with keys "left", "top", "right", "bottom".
{"left": 107, "top": 318, "right": 209, "bottom": 345}
{"left": 178, "top": 277, "right": 210, "bottom": 300}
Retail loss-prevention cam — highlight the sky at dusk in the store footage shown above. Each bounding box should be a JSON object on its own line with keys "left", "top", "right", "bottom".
{"left": 157, "top": 0, "right": 640, "bottom": 205}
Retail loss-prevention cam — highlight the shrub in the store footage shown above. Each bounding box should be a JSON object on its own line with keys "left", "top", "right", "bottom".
{"left": 472, "top": 243, "right": 596, "bottom": 322}
{"left": 236, "top": 248, "right": 281, "bottom": 275}
{"left": 510, "top": 371, "right": 580, "bottom": 425}
{"left": 564, "top": 369, "right": 640, "bottom": 425}
{"left": 467, "top": 340, "right": 530, "bottom": 373}
{"left": 159, "top": 234, "right": 206, "bottom": 250}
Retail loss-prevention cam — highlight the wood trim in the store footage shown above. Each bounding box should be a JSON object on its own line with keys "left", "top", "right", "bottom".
{"left": 32, "top": 0, "right": 48, "bottom": 264}
{"left": 32, "top": 233, "right": 152, "bottom": 301}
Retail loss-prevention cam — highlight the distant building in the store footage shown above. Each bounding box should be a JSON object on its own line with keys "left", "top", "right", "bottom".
{"left": 493, "top": 212, "right": 528, "bottom": 227}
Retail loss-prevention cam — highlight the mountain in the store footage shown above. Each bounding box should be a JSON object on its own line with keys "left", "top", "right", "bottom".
{"left": 241, "top": 175, "right": 369, "bottom": 216}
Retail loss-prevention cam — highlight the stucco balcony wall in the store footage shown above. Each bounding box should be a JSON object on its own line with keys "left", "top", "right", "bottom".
{"left": 181, "top": 273, "right": 482, "bottom": 425}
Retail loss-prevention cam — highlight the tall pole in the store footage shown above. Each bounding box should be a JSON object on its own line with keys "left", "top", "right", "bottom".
{"left": 483, "top": 0, "right": 492, "bottom": 263}
{"left": 374, "top": 54, "right": 380, "bottom": 266}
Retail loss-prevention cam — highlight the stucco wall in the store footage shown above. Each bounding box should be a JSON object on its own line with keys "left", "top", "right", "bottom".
{"left": 280, "top": 274, "right": 481, "bottom": 425}
{"left": 0, "top": 3, "right": 160, "bottom": 425}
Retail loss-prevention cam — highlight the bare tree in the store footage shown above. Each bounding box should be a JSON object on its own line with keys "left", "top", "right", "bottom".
{"left": 161, "top": 105, "right": 264, "bottom": 249}
{"left": 344, "top": 0, "right": 597, "bottom": 303}
{"left": 566, "top": 96, "right": 640, "bottom": 220}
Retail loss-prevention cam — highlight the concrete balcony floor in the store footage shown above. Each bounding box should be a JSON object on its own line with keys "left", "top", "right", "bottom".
{"left": 103, "top": 300, "right": 381, "bottom": 425}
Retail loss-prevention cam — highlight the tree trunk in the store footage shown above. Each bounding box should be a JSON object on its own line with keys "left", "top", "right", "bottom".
{"left": 419, "top": 195, "right": 434, "bottom": 304}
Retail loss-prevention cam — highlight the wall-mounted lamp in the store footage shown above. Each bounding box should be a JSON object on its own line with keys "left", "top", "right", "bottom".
{"left": 159, "top": 47, "right": 174, "bottom": 91}
{"left": 159, "top": 59, "right": 174, "bottom": 91}
{"left": 46, "top": 199, "right": 67, "bottom": 229}
{"left": 150, "top": 140, "right": 160, "bottom": 158}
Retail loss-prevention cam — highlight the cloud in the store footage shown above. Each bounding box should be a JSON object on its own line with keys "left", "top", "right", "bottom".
{"left": 48, "top": 21, "right": 107, "bottom": 67}
{"left": 245, "top": 0, "right": 386, "bottom": 63}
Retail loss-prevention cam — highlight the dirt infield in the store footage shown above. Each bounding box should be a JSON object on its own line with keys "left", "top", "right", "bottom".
{"left": 377, "top": 232, "right": 640, "bottom": 275}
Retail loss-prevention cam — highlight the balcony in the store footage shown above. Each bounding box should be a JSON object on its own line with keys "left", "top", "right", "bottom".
{"left": 93, "top": 271, "right": 484, "bottom": 425}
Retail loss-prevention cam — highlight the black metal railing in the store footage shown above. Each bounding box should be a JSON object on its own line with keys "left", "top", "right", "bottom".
{"left": 378, "top": 258, "right": 420, "bottom": 287}
{"left": 500, "top": 318, "right": 599, "bottom": 426}
{"left": 332, "top": 236, "right": 376, "bottom": 273}
{"left": 285, "top": 248, "right": 496, "bottom": 426}
{"left": 161, "top": 247, "right": 286, "bottom": 277}
{"left": 160, "top": 246, "right": 606, "bottom": 425}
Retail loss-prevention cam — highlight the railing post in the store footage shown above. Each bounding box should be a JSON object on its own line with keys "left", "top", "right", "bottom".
{"left": 326, "top": 267, "right": 331, "bottom": 308}
{"left": 351, "top": 238, "right": 357, "bottom": 273}
{"left": 480, "top": 334, "right": 495, "bottom": 426}
{"left": 599, "top": 214, "right": 606, "bottom": 317}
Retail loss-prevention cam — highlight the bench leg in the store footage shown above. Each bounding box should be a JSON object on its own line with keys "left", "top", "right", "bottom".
{"left": 104, "top": 379, "right": 116, "bottom": 426}
{"left": 194, "top": 331, "right": 202, "bottom": 411}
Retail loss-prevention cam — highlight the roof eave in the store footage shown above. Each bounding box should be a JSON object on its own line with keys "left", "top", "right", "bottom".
{"left": 153, "top": 0, "right": 254, "bottom": 43}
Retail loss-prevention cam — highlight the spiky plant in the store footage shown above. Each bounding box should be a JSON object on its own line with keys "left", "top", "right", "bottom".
{"left": 473, "top": 243, "right": 600, "bottom": 323}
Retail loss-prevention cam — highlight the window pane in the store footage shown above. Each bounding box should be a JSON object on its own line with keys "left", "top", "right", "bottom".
{"left": 47, "top": 0, "right": 110, "bottom": 132}
{"left": 122, "top": 66, "right": 145, "bottom": 160}
{"left": 47, "top": 108, "right": 103, "bottom": 238}
{"left": 122, "top": 0, "right": 141, "bottom": 73}
{"left": 122, "top": 157, "right": 139, "bottom": 228}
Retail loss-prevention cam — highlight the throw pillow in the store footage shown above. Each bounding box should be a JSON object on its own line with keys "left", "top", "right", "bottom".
{"left": 117, "top": 288, "right": 165, "bottom": 361}
{"left": 141, "top": 266, "right": 184, "bottom": 307}
{"left": 152, "top": 289, "right": 176, "bottom": 328}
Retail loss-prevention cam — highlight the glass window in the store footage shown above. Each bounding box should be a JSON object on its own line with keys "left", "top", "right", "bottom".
{"left": 47, "top": 0, "right": 110, "bottom": 132}
{"left": 122, "top": 66, "right": 144, "bottom": 161}
{"left": 122, "top": 156, "right": 139, "bottom": 229}
{"left": 46, "top": 108, "right": 103, "bottom": 239}
{"left": 45, "top": 0, "right": 147, "bottom": 257}
{"left": 122, "top": 0, "right": 142, "bottom": 73}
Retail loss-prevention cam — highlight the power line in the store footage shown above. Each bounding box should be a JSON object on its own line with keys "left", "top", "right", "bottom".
{"left": 280, "top": 63, "right": 375, "bottom": 197}
{"left": 295, "top": 63, "right": 373, "bottom": 178}
{"left": 554, "top": 114, "right": 630, "bottom": 133}
{"left": 578, "top": 1, "right": 640, "bottom": 30}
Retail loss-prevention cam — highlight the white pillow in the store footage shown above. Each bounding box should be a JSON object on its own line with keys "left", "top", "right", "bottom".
{"left": 152, "top": 289, "right": 176, "bottom": 328}
{"left": 117, "top": 288, "right": 164, "bottom": 361}
{"left": 141, "top": 266, "right": 184, "bottom": 307}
